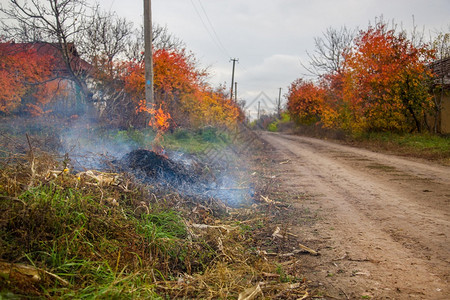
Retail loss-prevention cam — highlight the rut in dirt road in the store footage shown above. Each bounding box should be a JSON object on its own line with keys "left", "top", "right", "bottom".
{"left": 260, "top": 132, "right": 450, "bottom": 299}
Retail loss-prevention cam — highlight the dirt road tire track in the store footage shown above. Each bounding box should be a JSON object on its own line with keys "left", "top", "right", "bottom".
{"left": 260, "top": 132, "right": 449, "bottom": 299}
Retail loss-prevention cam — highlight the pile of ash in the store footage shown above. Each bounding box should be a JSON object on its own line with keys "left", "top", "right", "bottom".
{"left": 121, "top": 149, "right": 204, "bottom": 186}
{"left": 118, "top": 149, "right": 254, "bottom": 207}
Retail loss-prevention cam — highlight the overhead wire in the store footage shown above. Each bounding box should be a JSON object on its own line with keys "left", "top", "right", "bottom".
{"left": 196, "top": 0, "right": 231, "bottom": 58}
{"left": 189, "top": 0, "right": 230, "bottom": 59}
{"left": 194, "top": 0, "right": 249, "bottom": 73}
{"left": 189, "top": 0, "right": 254, "bottom": 110}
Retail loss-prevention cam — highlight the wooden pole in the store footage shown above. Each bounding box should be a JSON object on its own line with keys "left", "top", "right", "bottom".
{"left": 144, "top": 0, "right": 154, "bottom": 108}
{"left": 230, "top": 58, "right": 238, "bottom": 101}
{"left": 277, "top": 87, "right": 282, "bottom": 117}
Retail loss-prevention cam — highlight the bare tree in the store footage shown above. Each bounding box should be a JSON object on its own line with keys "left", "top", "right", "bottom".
{"left": 0, "top": 0, "right": 92, "bottom": 100}
{"left": 407, "top": 16, "right": 427, "bottom": 49}
{"left": 303, "top": 26, "right": 355, "bottom": 76}
{"left": 79, "top": 7, "right": 133, "bottom": 66}
{"left": 125, "top": 24, "right": 184, "bottom": 61}
{"left": 432, "top": 28, "right": 450, "bottom": 60}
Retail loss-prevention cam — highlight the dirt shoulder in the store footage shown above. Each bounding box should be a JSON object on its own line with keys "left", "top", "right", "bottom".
{"left": 258, "top": 131, "right": 450, "bottom": 299}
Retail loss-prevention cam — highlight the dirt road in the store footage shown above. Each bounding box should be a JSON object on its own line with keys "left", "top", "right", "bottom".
{"left": 260, "top": 132, "right": 450, "bottom": 299}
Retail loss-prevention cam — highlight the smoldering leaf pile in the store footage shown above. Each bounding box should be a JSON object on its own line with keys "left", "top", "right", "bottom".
{"left": 118, "top": 149, "right": 254, "bottom": 207}
{"left": 58, "top": 120, "right": 254, "bottom": 207}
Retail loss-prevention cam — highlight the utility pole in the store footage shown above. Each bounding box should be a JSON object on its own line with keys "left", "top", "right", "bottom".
{"left": 230, "top": 58, "right": 238, "bottom": 101}
{"left": 144, "top": 0, "right": 154, "bottom": 108}
{"left": 234, "top": 82, "right": 238, "bottom": 103}
{"left": 257, "top": 101, "right": 261, "bottom": 120}
{"left": 277, "top": 87, "right": 282, "bottom": 118}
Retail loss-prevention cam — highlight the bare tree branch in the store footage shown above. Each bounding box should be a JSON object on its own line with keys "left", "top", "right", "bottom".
{"left": 302, "top": 26, "right": 355, "bottom": 77}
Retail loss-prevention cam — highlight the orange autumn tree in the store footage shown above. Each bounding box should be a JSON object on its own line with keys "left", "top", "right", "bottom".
{"left": 286, "top": 78, "right": 328, "bottom": 125}
{"left": 0, "top": 42, "right": 54, "bottom": 115}
{"left": 118, "top": 47, "right": 239, "bottom": 128}
{"left": 180, "top": 85, "right": 240, "bottom": 128}
{"left": 342, "top": 23, "right": 435, "bottom": 132}
{"left": 120, "top": 48, "right": 204, "bottom": 107}
{"left": 27, "top": 80, "right": 70, "bottom": 116}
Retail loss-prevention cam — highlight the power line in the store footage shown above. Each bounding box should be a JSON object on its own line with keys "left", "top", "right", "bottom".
{"left": 189, "top": 0, "right": 229, "bottom": 59}
{"left": 196, "top": 0, "right": 231, "bottom": 58}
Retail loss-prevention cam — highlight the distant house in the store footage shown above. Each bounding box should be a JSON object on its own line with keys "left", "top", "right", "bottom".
{"left": 429, "top": 57, "right": 450, "bottom": 134}
{"left": 1, "top": 41, "right": 92, "bottom": 78}
{"left": 0, "top": 41, "right": 93, "bottom": 116}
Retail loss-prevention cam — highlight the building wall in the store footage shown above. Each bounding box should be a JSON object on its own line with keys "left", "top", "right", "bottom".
{"left": 429, "top": 57, "right": 450, "bottom": 134}
{"left": 441, "top": 93, "right": 450, "bottom": 134}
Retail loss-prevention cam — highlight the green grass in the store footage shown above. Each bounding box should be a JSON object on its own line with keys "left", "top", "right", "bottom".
{"left": 267, "top": 122, "right": 278, "bottom": 132}
{"left": 0, "top": 116, "right": 232, "bottom": 158}
{"left": 393, "top": 134, "right": 450, "bottom": 152}
{"left": 69, "top": 126, "right": 231, "bottom": 154}
{"left": 266, "top": 113, "right": 292, "bottom": 132}
{"left": 162, "top": 127, "right": 230, "bottom": 153}
{"left": 0, "top": 179, "right": 194, "bottom": 298}
{"left": 356, "top": 132, "right": 450, "bottom": 153}
{"left": 347, "top": 131, "right": 450, "bottom": 164}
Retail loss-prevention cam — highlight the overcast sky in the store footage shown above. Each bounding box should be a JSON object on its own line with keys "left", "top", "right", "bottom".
{"left": 98, "top": 0, "right": 450, "bottom": 117}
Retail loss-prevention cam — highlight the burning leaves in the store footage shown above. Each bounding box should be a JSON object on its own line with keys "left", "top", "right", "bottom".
{"left": 136, "top": 99, "right": 172, "bottom": 154}
{"left": 136, "top": 99, "right": 172, "bottom": 132}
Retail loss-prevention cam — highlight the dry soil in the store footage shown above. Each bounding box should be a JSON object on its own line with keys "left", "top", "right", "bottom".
{"left": 260, "top": 132, "right": 450, "bottom": 299}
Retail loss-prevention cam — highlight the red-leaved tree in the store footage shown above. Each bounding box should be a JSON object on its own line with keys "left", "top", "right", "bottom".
{"left": 342, "top": 23, "right": 435, "bottom": 132}
{"left": 287, "top": 79, "right": 327, "bottom": 125}
{"left": 0, "top": 42, "right": 54, "bottom": 114}
{"left": 107, "top": 48, "right": 239, "bottom": 128}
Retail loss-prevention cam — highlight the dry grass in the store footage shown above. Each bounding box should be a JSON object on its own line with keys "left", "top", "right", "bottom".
{"left": 0, "top": 132, "right": 310, "bottom": 299}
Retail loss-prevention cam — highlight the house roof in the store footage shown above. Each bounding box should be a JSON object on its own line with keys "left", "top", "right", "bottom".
{"left": 0, "top": 41, "right": 92, "bottom": 77}
{"left": 429, "top": 57, "right": 450, "bottom": 87}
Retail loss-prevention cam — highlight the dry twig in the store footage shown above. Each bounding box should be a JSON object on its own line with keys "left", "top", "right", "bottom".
{"left": 25, "top": 134, "right": 35, "bottom": 189}
{"left": 298, "top": 243, "right": 319, "bottom": 256}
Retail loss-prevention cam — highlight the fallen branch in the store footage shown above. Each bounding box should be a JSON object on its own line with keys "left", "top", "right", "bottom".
{"left": 76, "top": 170, "right": 120, "bottom": 186}
{"left": 272, "top": 226, "right": 284, "bottom": 239}
{"left": 298, "top": 290, "right": 309, "bottom": 300}
{"left": 190, "top": 223, "right": 237, "bottom": 232}
{"left": 298, "top": 243, "right": 319, "bottom": 256}
{"left": 261, "top": 272, "right": 280, "bottom": 279}
{"left": 25, "top": 134, "right": 35, "bottom": 189}
{"left": 0, "top": 261, "right": 70, "bottom": 286}
{"left": 238, "top": 284, "right": 262, "bottom": 300}
{"left": 259, "top": 195, "right": 289, "bottom": 207}
{"left": 271, "top": 226, "right": 298, "bottom": 239}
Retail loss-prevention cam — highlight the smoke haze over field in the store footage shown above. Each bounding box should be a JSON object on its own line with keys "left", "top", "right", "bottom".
{"left": 57, "top": 118, "right": 254, "bottom": 207}
{"left": 99, "top": 0, "right": 449, "bottom": 118}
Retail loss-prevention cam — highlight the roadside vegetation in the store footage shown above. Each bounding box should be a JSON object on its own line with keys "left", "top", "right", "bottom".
{"left": 0, "top": 123, "right": 312, "bottom": 298}
{"left": 257, "top": 18, "right": 450, "bottom": 163}
{"left": 260, "top": 115, "right": 450, "bottom": 163}
{"left": 0, "top": 0, "right": 447, "bottom": 297}
{"left": 349, "top": 132, "right": 450, "bottom": 163}
{"left": 285, "top": 19, "right": 449, "bottom": 135}
{"left": 0, "top": 0, "right": 311, "bottom": 297}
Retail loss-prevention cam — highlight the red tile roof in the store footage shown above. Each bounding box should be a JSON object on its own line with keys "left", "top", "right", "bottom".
{"left": 0, "top": 41, "right": 92, "bottom": 77}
